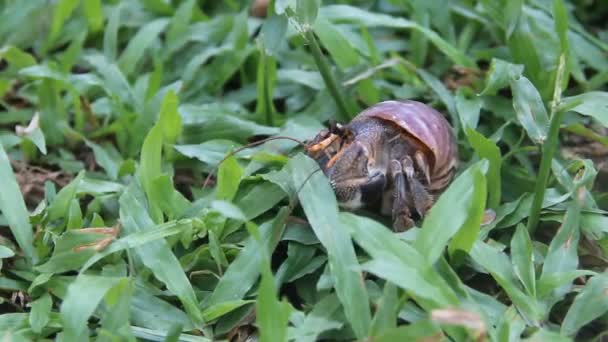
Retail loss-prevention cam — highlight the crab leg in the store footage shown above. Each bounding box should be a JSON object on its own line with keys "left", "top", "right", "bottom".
{"left": 390, "top": 160, "right": 414, "bottom": 231}
{"left": 402, "top": 156, "right": 433, "bottom": 218}
{"left": 306, "top": 133, "right": 340, "bottom": 152}
{"left": 414, "top": 150, "right": 431, "bottom": 185}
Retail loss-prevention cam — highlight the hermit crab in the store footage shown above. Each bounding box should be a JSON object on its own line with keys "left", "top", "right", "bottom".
{"left": 306, "top": 100, "right": 458, "bottom": 231}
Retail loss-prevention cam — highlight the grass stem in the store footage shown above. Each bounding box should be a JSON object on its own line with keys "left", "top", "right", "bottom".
{"left": 305, "top": 29, "right": 350, "bottom": 122}
{"left": 527, "top": 54, "right": 567, "bottom": 233}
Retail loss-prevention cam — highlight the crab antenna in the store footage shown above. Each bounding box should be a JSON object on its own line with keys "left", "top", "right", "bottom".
{"left": 202, "top": 136, "right": 307, "bottom": 189}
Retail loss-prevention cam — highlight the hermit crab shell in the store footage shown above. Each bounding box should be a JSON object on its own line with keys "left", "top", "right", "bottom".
{"left": 352, "top": 100, "right": 458, "bottom": 191}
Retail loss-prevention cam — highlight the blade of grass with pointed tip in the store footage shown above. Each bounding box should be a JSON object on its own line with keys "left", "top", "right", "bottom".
{"left": 561, "top": 273, "right": 608, "bottom": 336}
{"left": 0, "top": 143, "right": 35, "bottom": 262}
{"left": 83, "top": 0, "right": 104, "bottom": 33}
{"left": 539, "top": 200, "right": 581, "bottom": 298}
{"left": 256, "top": 227, "right": 292, "bottom": 342}
{"left": 470, "top": 241, "right": 541, "bottom": 324}
{"left": 510, "top": 75, "right": 550, "bottom": 144}
{"left": 320, "top": 5, "right": 474, "bottom": 67}
{"left": 465, "top": 127, "right": 502, "bottom": 209}
{"left": 207, "top": 207, "right": 289, "bottom": 306}
{"left": 47, "top": 0, "right": 80, "bottom": 47}
{"left": 341, "top": 213, "right": 459, "bottom": 308}
{"left": 139, "top": 124, "right": 164, "bottom": 223}
{"left": 414, "top": 161, "right": 487, "bottom": 264}
{"left": 119, "top": 183, "right": 203, "bottom": 326}
{"left": 118, "top": 18, "right": 169, "bottom": 76}
{"left": 98, "top": 278, "right": 135, "bottom": 342}
{"left": 291, "top": 154, "right": 371, "bottom": 339}
{"left": 511, "top": 224, "right": 536, "bottom": 297}
{"left": 60, "top": 275, "right": 124, "bottom": 341}
{"left": 560, "top": 91, "right": 608, "bottom": 127}
{"left": 29, "top": 293, "right": 52, "bottom": 333}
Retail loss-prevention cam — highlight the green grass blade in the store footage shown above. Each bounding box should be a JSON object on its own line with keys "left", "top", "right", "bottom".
{"left": 561, "top": 273, "right": 608, "bottom": 336}
{"left": 291, "top": 154, "right": 371, "bottom": 339}
{"left": 0, "top": 144, "right": 35, "bottom": 263}
{"left": 414, "top": 161, "right": 487, "bottom": 264}
{"left": 60, "top": 275, "right": 124, "bottom": 341}
{"left": 119, "top": 183, "right": 204, "bottom": 326}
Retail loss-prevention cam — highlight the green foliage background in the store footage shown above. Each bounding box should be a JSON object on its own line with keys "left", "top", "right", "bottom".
{"left": 0, "top": 0, "right": 607, "bottom": 341}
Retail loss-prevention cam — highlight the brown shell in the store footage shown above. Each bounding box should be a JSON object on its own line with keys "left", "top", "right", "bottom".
{"left": 352, "top": 100, "right": 458, "bottom": 190}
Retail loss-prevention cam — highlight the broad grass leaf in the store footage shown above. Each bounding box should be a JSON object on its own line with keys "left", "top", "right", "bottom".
{"left": 495, "top": 188, "right": 570, "bottom": 229}
{"left": 202, "top": 300, "right": 253, "bottom": 322}
{"left": 496, "top": 306, "right": 526, "bottom": 342}
{"left": 0, "top": 46, "right": 37, "bottom": 69}
{"left": 66, "top": 198, "right": 83, "bottom": 229}
{"left": 523, "top": 329, "right": 571, "bottom": 342}
{"left": 278, "top": 69, "right": 325, "bottom": 90}
{"left": 130, "top": 326, "right": 211, "bottom": 342}
{"left": 276, "top": 243, "right": 324, "bottom": 285}
{"left": 416, "top": 68, "right": 457, "bottom": 121}
{"left": 139, "top": 124, "right": 163, "bottom": 223}
{"left": 342, "top": 213, "right": 459, "bottom": 308}
{"left": 369, "top": 283, "right": 399, "bottom": 336}
{"left": 260, "top": 14, "right": 288, "bottom": 55}
{"left": 255, "top": 47, "right": 277, "bottom": 118}
{"left": 36, "top": 229, "right": 109, "bottom": 273}
{"left": 511, "top": 224, "right": 536, "bottom": 297}
{"left": 539, "top": 201, "right": 580, "bottom": 298}
{"left": 456, "top": 93, "right": 482, "bottom": 130}
{"left": 561, "top": 273, "right": 608, "bottom": 336}
{"left": 414, "top": 161, "right": 487, "bottom": 264}
{"left": 175, "top": 140, "right": 241, "bottom": 166}
{"left": 296, "top": 0, "right": 320, "bottom": 26}
{"left": 510, "top": 75, "right": 550, "bottom": 144}
{"left": 216, "top": 156, "right": 243, "bottom": 201}
{"left": 320, "top": 5, "right": 474, "bottom": 67}
{"left": 98, "top": 278, "right": 134, "bottom": 342}
{"left": 0, "top": 143, "right": 35, "bottom": 262}
{"left": 560, "top": 92, "right": 608, "bottom": 127}
{"left": 234, "top": 182, "right": 287, "bottom": 221}
{"left": 257, "top": 257, "right": 292, "bottom": 342}
{"left": 82, "top": 0, "right": 104, "bottom": 33}
{"left": 158, "top": 90, "right": 182, "bottom": 145}
{"left": 23, "top": 127, "right": 47, "bottom": 155}
{"left": 470, "top": 241, "right": 541, "bottom": 324}
{"left": 81, "top": 219, "right": 193, "bottom": 272}
{"left": 313, "top": 17, "right": 359, "bottom": 70}
{"left": 465, "top": 127, "right": 502, "bottom": 209}
{"left": 150, "top": 175, "right": 191, "bottom": 219}
{"left": 372, "top": 320, "right": 442, "bottom": 342}
{"left": 118, "top": 18, "right": 169, "bottom": 76}
{"left": 537, "top": 270, "right": 596, "bottom": 298}
{"left": 207, "top": 208, "right": 288, "bottom": 306}
{"left": 289, "top": 294, "right": 343, "bottom": 337}
{"left": 291, "top": 154, "right": 371, "bottom": 339}
{"left": 119, "top": 184, "right": 203, "bottom": 326}
{"left": 504, "top": 0, "right": 523, "bottom": 38}
{"left": 103, "top": 4, "right": 121, "bottom": 61}
{"left": 409, "top": 4, "right": 430, "bottom": 67}
{"left": 85, "top": 55, "right": 133, "bottom": 105}
{"left": 85, "top": 140, "right": 122, "bottom": 180}
{"left": 166, "top": 0, "right": 195, "bottom": 47}
{"left": 479, "top": 58, "right": 523, "bottom": 96}
{"left": 29, "top": 293, "right": 52, "bottom": 333}
{"left": 179, "top": 104, "right": 279, "bottom": 143}
{"left": 48, "top": 0, "right": 80, "bottom": 47}
{"left": 130, "top": 287, "right": 194, "bottom": 331}
{"left": 0, "top": 246, "right": 15, "bottom": 259}
{"left": 60, "top": 275, "right": 124, "bottom": 341}
{"left": 552, "top": 0, "right": 570, "bottom": 87}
